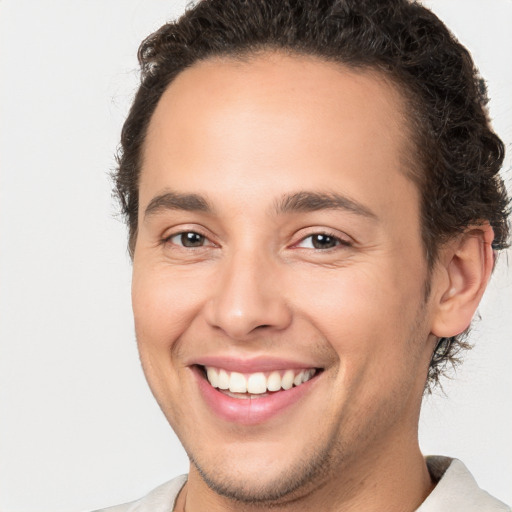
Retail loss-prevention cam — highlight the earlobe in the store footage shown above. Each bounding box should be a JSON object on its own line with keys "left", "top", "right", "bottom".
{"left": 431, "top": 224, "right": 495, "bottom": 338}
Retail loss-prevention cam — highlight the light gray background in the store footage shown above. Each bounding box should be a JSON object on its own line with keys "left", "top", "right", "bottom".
{"left": 0, "top": 1, "right": 510, "bottom": 511}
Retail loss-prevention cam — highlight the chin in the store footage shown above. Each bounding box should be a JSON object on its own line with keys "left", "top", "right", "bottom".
{"left": 187, "top": 438, "right": 337, "bottom": 505}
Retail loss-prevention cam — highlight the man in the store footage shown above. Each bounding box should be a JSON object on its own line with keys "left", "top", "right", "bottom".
{"left": 97, "top": 0, "right": 510, "bottom": 510}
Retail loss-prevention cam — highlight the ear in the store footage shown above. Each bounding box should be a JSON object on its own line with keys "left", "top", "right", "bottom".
{"left": 430, "top": 223, "right": 495, "bottom": 338}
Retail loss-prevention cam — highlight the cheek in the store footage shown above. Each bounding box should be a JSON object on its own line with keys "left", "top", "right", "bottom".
{"left": 289, "top": 262, "right": 429, "bottom": 425}
{"left": 289, "top": 260, "right": 427, "bottom": 364}
{"left": 131, "top": 264, "right": 206, "bottom": 354}
{"left": 131, "top": 264, "right": 208, "bottom": 422}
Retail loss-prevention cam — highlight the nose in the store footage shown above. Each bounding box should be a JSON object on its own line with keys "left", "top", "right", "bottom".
{"left": 204, "top": 250, "right": 292, "bottom": 340}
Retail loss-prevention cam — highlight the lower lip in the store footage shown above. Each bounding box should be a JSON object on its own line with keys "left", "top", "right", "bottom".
{"left": 193, "top": 367, "right": 319, "bottom": 425}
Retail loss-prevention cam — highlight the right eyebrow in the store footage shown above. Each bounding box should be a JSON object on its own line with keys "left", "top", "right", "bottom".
{"left": 144, "top": 191, "right": 214, "bottom": 219}
{"left": 274, "top": 191, "right": 377, "bottom": 219}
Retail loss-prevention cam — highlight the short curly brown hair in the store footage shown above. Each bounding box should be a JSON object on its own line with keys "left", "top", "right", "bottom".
{"left": 115, "top": 0, "right": 510, "bottom": 388}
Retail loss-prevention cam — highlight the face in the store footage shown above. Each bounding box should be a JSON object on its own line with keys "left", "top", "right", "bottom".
{"left": 132, "top": 54, "right": 439, "bottom": 504}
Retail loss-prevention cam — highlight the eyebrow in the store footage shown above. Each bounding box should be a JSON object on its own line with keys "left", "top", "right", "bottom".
{"left": 144, "top": 191, "right": 214, "bottom": 219}
{"left": 274, "top": 191, "right": 377, "bottom": 219}
{"left": 144, "top": 189, "right": 376, "bottom": 220}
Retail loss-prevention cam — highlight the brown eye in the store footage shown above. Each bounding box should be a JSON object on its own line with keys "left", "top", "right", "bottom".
{"left": 297, "top": 233, "right": 344, "bottom": 249}
{"left": 169, "top": 232, "right": 206, "bottom": 247}
{"left": 311, "top": 234, "right": 338, "bottom": 249}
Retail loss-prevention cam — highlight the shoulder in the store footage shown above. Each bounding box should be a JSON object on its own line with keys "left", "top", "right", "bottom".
{"left": 418, "top": 456, "right": 510, "bottom": 511}
{"left": 91, "top": 475, "right": 187, "bottom": 512}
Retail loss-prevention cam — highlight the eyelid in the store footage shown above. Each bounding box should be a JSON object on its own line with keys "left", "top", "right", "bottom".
{"left": 169, "top": 233, "right": 212, "bottom": 247}
{"left": 292, "top": 228, "right": 353, "bottom": 249}
{"left": 160, "top": 225, "right": 353, "bottom": 250}
{"left": 162, "top": 225, "right": 218, "bottom": 248}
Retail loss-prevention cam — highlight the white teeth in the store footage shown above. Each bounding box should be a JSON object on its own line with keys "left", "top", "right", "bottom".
{"left": 229, "top": 371, "right": 247, "bottom": 393}
{"left": 247, "top": 372, "right": 267, "bottom": 394}
{"left": 267, "top": 371, "right": 282, "bottom": 392}
{"left": 204, "top": 366, "right": 317, "bottom": 395}
{"left": 293, "top": 371, "right": 304, "bottom": 386}
{"left": 206, "top": 367, "right": 219, "bottom": 388}
{"left": 281, "top": 370, "right": 294, "bottom": 390}
{"left": 218, "top": 369, "right": 230, "bottom": 390}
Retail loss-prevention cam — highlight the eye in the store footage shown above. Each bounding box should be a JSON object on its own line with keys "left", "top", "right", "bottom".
{"left": 296, "top": 233, "right": 348, "bottom": 250}
{"left": 168, "top": 231, "right": 209, "bottom": 248}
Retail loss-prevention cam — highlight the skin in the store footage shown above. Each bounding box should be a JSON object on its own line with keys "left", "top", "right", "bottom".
{"left": 131, "top": 53, "right": 494, "bottom": 511}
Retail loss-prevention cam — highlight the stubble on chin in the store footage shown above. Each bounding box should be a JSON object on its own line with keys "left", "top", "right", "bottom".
{"left": 187, "top": 438, "right": 343, "bottom": 508}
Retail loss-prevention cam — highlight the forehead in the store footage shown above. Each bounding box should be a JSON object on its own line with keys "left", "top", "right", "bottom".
{"left": 141, "top": 53, "right": 416, "bottom": 218}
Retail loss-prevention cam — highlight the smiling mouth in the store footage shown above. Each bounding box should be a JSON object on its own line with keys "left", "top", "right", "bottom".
{"left": 199, "top": 366, "right": 320, "bottom": 399}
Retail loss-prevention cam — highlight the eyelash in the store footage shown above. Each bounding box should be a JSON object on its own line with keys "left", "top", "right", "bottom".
{"left": 163, "top": 230, "right": 214, "bottom": 249}
{"left": 294, "top": 231, "right": 352, "bottom": 250}
{"left": 163, "top": 230, "right": 352, "bottom": 251}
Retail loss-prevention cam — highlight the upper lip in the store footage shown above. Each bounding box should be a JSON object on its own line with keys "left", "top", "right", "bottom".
{"left": 189, "top": 355, "right": 321, "bottom": 373}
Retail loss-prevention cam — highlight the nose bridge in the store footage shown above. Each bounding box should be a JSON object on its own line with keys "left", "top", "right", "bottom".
{"left": 205, "top": 241, "right": 291, "bottom": 339}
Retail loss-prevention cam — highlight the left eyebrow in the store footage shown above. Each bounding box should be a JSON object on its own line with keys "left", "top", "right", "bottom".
{"left": 144, "top": 191, "right": 214, "bottom": 220}
{"left": 274, "top": 191, "right": 378, "bottom": 219}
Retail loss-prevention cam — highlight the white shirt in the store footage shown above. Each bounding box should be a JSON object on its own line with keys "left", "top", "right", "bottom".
{"left": 93, "top": 457, "right": 510, "bottom": 511}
